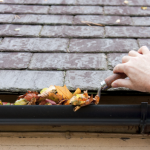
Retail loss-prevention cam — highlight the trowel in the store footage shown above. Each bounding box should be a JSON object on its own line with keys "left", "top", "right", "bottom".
{"left": 97, "top": 73, "right": 127, "bottom": 97}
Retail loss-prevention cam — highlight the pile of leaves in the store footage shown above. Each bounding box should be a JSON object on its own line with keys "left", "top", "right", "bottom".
{"left": 0, "top": 85, "right": 100, "bottom": 111}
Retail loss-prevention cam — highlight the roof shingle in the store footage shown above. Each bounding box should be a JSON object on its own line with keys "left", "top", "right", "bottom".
{"left": 0, "top": 1, "right": 149, "bottom": 92}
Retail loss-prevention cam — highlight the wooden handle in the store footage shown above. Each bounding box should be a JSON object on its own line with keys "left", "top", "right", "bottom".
{"left": 105, "top": 73, "right": 127, "bottom": 89}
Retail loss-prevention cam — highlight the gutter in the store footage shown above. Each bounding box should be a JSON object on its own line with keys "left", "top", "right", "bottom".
{"left": 0, "top": 102, "right": 149, "bottom": 134}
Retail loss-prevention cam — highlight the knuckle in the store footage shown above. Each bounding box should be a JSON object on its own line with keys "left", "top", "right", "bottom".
{"left": 124, "top": 63, "right": 131, "bottom": 72}
{"left": 128, "top": 50, "right": 135, "bottom": 55}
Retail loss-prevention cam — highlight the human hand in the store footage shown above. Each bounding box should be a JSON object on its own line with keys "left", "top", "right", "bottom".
{"left": 111, "top": 46, "right": 150, "bottom": 92}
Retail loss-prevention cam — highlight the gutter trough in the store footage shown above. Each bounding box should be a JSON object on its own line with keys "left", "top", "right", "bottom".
{"left": 0, "top": 102, "right": 149, "bottom": 133}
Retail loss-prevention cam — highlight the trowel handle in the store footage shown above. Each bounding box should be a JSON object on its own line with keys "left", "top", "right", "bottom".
{"left": 101, "top": 73, "right": 127, "bottom": 90}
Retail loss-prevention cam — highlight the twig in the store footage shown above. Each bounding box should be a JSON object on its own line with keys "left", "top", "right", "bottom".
{"left": 81, "top": 21, "right": 104, "bottom": 26}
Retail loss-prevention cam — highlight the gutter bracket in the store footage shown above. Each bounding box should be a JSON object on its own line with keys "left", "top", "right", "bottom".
{"left": 140, "top": 102, "right": 148, "bottom": 134}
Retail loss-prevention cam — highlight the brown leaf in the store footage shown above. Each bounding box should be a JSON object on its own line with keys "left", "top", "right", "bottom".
{"left": 55, "top": 85, "right": 73, "bottom": 99}
{"left": 17, "top": 91, "right": 39, "bottom": 101}
{"left": 58, "top": 99, "right": 69, "bottom": 105}
{"left": 28, "top": 97, "right": 36, "bottom": 105}
{"left": 49, "top": 93, "right": 63, "bottom": 103}
{"left": 93, "top": 95, "right": 100, "bottom": 105}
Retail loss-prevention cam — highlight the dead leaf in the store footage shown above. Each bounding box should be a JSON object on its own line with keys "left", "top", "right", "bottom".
{"left": 0, "top": 100, "right": 2, "bottom": 105}
{"left": 45, "top": 99, "right": 56, "bottom": 105}
{"left": 39, "top": 85, "right": 57, "bottom": 97}
{"left": 73, "top": 88, "right": 81, "bottom": 96}
{"left": 81, "top": 21, "right": 104, "bottom": 27}
{"left": 59, "top": 99, "right": 69, "bottom": 105}
{"left": 14, "top": 28, "right": 20, "bottom": 31}
{"left": 14, "top": 15, "right": 20, "bottom": 19}
{"left": 141, "top": 7, "right": 147, "bottom": 10}
{"left": 124, "top": 0, "right": 128, "bottom": 4}
{"left": 17, "top": 91, "right": 39, "bottom": 101}
{"left": 93, "top": 95, "right": 100, "bottom": 105}
{"left": 39, "top": 100, "right": 52, "bottom": 105}
{"left": 116, "top": 19, "right": 120, "bottom": 23}
{"left": 55, "top": 85, "right": 73, "bottom": 99}
{"left": 48, "top": 93, "right": 63, "bottom": 103}
{"left": 28, "top": 97, "right": 36, "bottom": 105}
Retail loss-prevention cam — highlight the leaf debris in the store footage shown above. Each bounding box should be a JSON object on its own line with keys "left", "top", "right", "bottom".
{"left": 116, "top": 19, "right": 120, "bottom": 23}
{"left": 14, "top": 15, "right": 20, "bottom": 19}
{"left": 81, "top": 21, "right": 104, "bottom": 27}
{"left": 124, "top": 0, "right": 128, "bottom": 4}
{"left": 0, "top": 85, "right": 100, "bottom": 112}
{"left": 141, "top": 7, "right": 147, "bottom": 10}
{"left": 14, "top": 28, "right": 20, "bottom": 31}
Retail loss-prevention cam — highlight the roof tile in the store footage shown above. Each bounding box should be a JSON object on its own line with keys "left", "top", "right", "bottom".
{"left": 41, "top": 26, "right": 104, "bottom": 38}
{"left": 74, "top": 15, "right": 132, "bottom": 25}
{"left": 107, "top": 53, "right": 127, "bottom": 70}
{"left": 0, "top": 70, "right": 64, "bottom": 92}
{"left": 138, "top": 39, "right": 150, "bottom": 49}
{"left": 0, "top": 14, "right": 14, "bottom": 23}
{"left": 105, "top": 26, "right": 150, "bottom": 38}
{"left": 0, "top": 0, "right": 24, "bottom": 4}
{"left": 132, "top": 17, "right": 150, "bottom": 26}
{"left": 104, "top": 6, "right": 150, "bottom": 16}
{"left": 127, "top": 0, "right": 150, "bottom": 6}
{"left": 13, "top": 15, "right": 73, "bottom": 25}
{"left": 0, "top": 38, "right": 69, "bottom": 52}
{"left": 0, "top": 4, "right": 49, "bottom": 14}
{"left": 76, "top": 0, "right": 122, "bottom": 5}
{"left": 65, "top": 70, "right": 112, "bottom": 90}
{"left": 0, "top": 25, "right": 42, "bottom": 37}
{"left": 23, "top": 0, "right": 76, "bottom": 5}
{"left": 29, "top": 53, "right": 107, "bottom": 70}
{"left": 49, "top": 6, "right": 103, "bottom": 14}
{"left": 0, "top": 52, "right": 32, "bottom": 69}
{"left": 69, "top": 39, "right": 139, "bottom": 52}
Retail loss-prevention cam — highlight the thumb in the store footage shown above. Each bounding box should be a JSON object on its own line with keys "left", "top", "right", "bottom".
{"left": 111, "top": 79, "right": 133, "bottom": 89}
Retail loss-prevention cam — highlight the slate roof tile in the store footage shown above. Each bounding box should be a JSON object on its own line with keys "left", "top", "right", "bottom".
{"left": 105, "top": 26, "right": 150, "bottom": 38}
{"left": 69, "top": 39, "right": 139, "bottom": 52}
{"left": 74, "top": 15, "right": 132, "bottom": 25}
{"left": 104, "top": 6, "right": 150, "bottom": 16}
{"left": 0, "top": 70, "right": 64, "bottom": 92}
{"left": 0, "top": 25, "right": 42, "bottom": 37}
{"left": 65, "top": 70, "right": 112, "bottom": 90}
{"left": 0, "top": 14, "right": 14, "bottom": 23}
{"left": 13, "top": 15, "right": 73, "bottom": 25}
{"left": 132, "top": 17, "right": 150, "bottom": 26}
{"left": 76, "top": 0, "right": 123, "bottom": 5}
{"left": 0, "top": 1, "right": 149, "bottom": 92}
{"left": 107, "top": 53, "right": 127, "bottom": 70}
{"left": 49, "top": 6, "right": 103, "bottom": 15}
{"left": 40, "top": 26, "right": 104, "bottom": 38}
{"left": 138, "top": 39, "right": 150, "bottom": 49}
{"left": 29, "top": 53, "right": 107, "bottom": 70}
{"left": 1, "top": 0, "right": 76, "bottom": 5}
{"left": 0, "top": 52, "right": 32, "bottom": 69}
{"left": 0, "top": 4, "right": 49, "bottom": 14}
{"left": 0, "top": 38, "right": 69, "bottom": 52}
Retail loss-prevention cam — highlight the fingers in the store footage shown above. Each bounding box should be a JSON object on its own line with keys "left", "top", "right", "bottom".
{"left": 122, "top": 56, "right": 131, "bottom": 63}
{"left": 138, "top": 46, "right": 149, "bottom": 55}
{"left": 113, "top": 64, "right": 125, "bottom": 73}
{"left": 128, "top": 50, "right": 141, "bottom": 57}
{"left": 111, "top": 79, "right": 133, "bottom": 89}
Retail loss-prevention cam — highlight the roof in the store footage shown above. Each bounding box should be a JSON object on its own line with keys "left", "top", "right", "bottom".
{"left": 0, "top": 0, "right": 149, "bottom": 92}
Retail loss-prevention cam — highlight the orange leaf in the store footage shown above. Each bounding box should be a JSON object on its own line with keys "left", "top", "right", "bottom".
{"left": 94, "top": 95, "right": 100, "bottom": 105}
{"left": 55, "top": 85, "right": 73, "bottom": 99}
{"left": 49, "top": 93, "right": 63, "bottom": 103}
{"left": 73, "top": 88, "right": 81, "bottom": 96}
